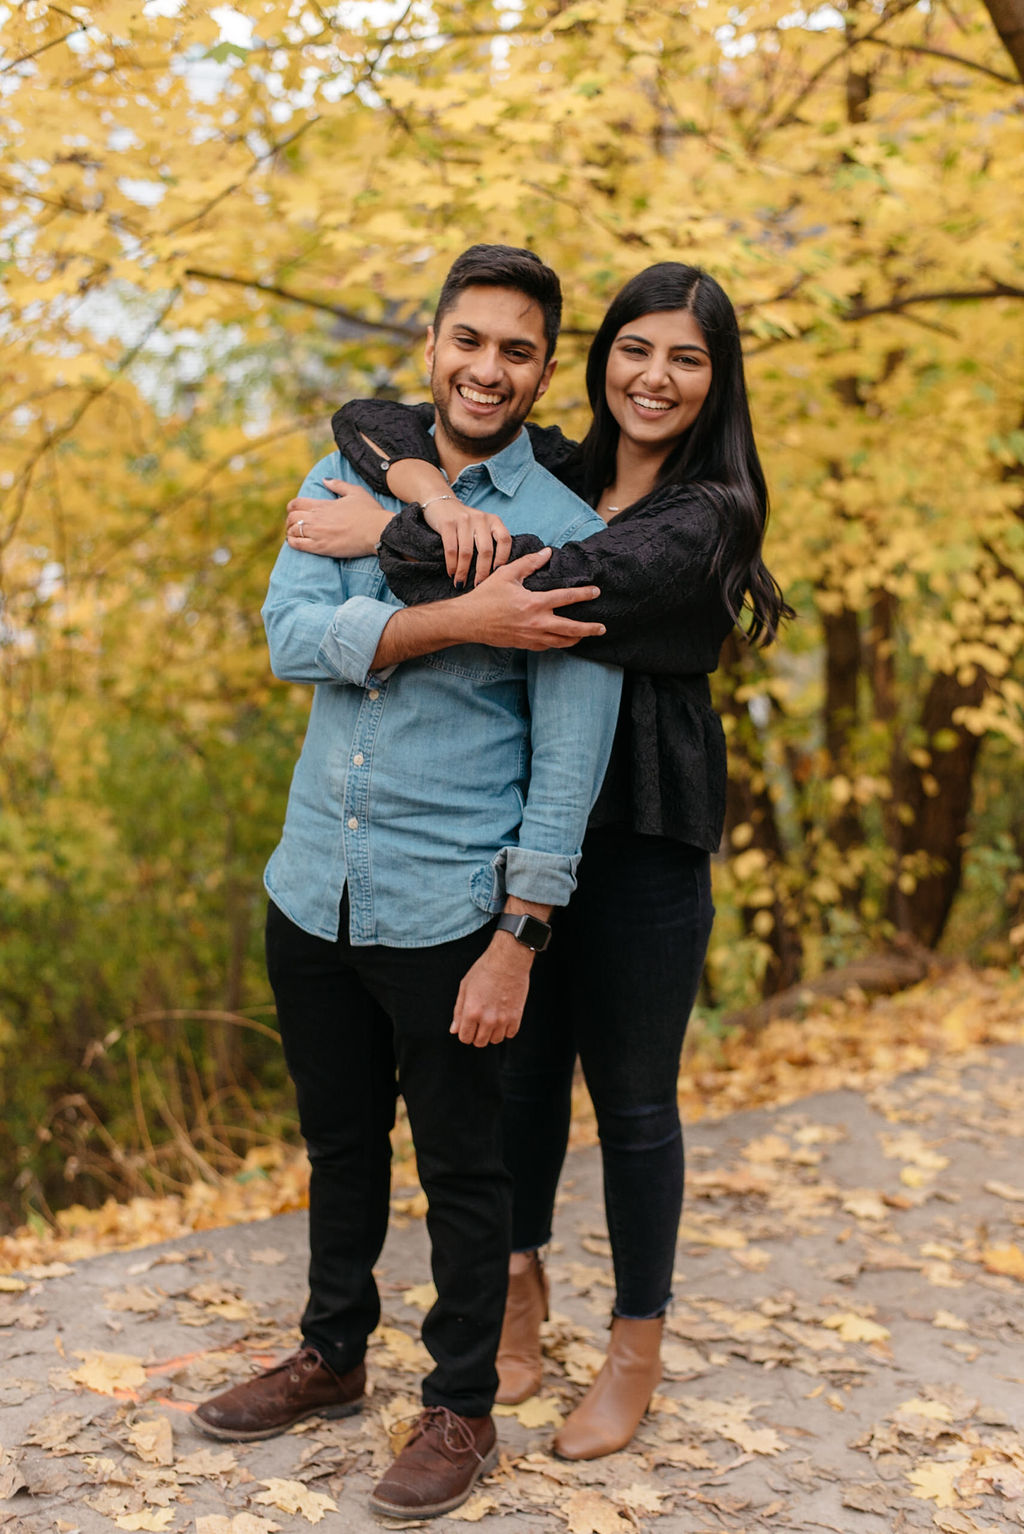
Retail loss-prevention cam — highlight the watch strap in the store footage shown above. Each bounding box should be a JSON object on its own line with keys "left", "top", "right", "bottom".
{"left": 495, "top": 912, "right": 552, "bottom": 952}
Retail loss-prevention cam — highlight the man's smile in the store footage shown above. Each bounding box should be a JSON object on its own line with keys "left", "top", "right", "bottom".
{"left": 457, "top": 384, "right": 506, "bottom": 407}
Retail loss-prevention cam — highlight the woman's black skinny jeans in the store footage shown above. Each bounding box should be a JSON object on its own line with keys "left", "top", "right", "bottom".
{"left": 502, "top": 824, "right": 714, "bottom": 1319}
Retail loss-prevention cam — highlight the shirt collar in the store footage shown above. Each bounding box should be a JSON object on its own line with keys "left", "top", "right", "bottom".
{"left": 448, "top": 427, "right": 535, "bottom": 500}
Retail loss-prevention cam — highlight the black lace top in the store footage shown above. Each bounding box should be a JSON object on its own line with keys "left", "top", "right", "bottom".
{"left": 333, "top": 399, "right": 736, "bottom": 853}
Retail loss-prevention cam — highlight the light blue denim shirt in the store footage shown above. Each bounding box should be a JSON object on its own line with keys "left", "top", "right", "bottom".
{"left": 262, "top": 429, "right": 622, "bottom": 947}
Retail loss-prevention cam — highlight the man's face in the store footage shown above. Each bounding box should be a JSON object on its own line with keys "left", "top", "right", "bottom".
{"left": 426, "top": 285, "right": 556, "bottom": 465}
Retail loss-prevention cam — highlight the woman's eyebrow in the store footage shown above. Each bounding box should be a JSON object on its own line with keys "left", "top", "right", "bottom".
{"left": 618, "top": 331, "right": 710, "bottom": 357}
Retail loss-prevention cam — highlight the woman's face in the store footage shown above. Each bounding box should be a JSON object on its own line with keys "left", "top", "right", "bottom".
{"left": 604, "top": 309, "right": 712, "bottom": 455}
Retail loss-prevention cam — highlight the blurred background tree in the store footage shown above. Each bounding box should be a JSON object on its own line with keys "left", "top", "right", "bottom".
{"left": 1, "top": 0, "right": 1021, "bottom": 1226}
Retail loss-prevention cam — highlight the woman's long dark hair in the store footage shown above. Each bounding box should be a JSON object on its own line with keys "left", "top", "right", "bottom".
{"left": 577, "top": 263, "right": 791, "bottom": 645}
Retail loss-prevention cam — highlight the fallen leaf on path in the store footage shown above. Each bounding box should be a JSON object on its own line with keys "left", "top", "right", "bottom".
{"left": 448, "top": 1493, "right": 499, "bottom": 1521}
{"left": 983, "top": 1180, "right": 1024, "bottom": 1202}
{"left": 113, "top": 1512, "right": 176, "bottom": 1532}
{"left": 250, "top": 1247, "right": 288, "bottom": 1264}
{"left": 841, "top": 1482, "right": 893, "bottom": 1514}
{"left": 612, "top": 1481, "right": 669, "bottom": 1513}
{"left": 70, "top": 1349, "right": 147, "bottom": 1393}
{"left": 677, "top": 1221, "right": 747, "bottom": 1249}
{"left": 896, "top": 1398, "right": 955, "bottom": 1423}
{"left": 981, "top": 1243, "right": 1024, "bottom": 1281}
{"left": 126, "top": 1416, "right": 174, "bottom": 1464}
{"left": 0, "top": 1275, "right": 27, "bottom": 1292}
{"left": 494, "top": 1396, "right": 563, "bottom": 1428}
{"left": 932, "top": 1310, "right": 969, "bottom": 1331}
{"left": 401, "top": 1281, "right": 437, "bottom": 1310}
{"left": 562, "top": 1489, "right": 631, "bottom": 1532}
{"left": 252, "top": 1478, "right": 337, "bottom": 1522}
{"left": 195, "top": 1516, "right": 282, "bottom": 1534}
{"left": 0, "top": 1446, "right": 27, "bottom": 1500}
{"left": 175, "top": 1446, "right": 239, "bottom": 1478}
{"left": 104, "top": 1285, "right": 165, "bottom": 1314}
{"left": 822, "top": 1312, "right": 890, "bottom": 1343}
{"left": 907, "top": 1459, "right": 963, "bottom": 1507}
{"left": 0, "top": 1296, "right": 45, "bottom": 1328}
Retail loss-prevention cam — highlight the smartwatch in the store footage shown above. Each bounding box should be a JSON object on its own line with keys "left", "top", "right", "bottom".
{"left": 495, "top": 912, "right": 553, "bottom": 952}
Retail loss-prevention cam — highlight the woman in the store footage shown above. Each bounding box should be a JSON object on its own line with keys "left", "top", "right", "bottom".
{"left": 288, "top": 264, "right": 790, "bottom": 1458}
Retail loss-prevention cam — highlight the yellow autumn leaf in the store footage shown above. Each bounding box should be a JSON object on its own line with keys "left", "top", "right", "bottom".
{"left": 374, "top": 1325, "right": 433, "bottom": 1371}
{"left": 931, "top": 1310, "right": 968, "bottom": 1332}
{"left": 114, "top": 1512, "right": 176, "bottom": 1533}
{"left": 0, "top": 1277, "right": 28, "bottom": 1293}
{"left": 984, "top": 1181, "right": 1024, "bottom": 1202}
{"left": 126, "top": 1416, "right": 173, "bottom": 1465}
{"left": 70, "top": 1351, "right": 147, "bottom": 1394}
{"left": 613, "top": 1482, "right": 668, "bottom": 1514}
{"left": 562, "top": 1489, "right": 631, "bottom": 1533}
{"left": 897, "top": 1399, "right": 955, "bottom": 1423}
{"left": 907, "top": 1460, "right": 963, "bottom": 1507}
{"left": 448, "top": 1493, "right": 499, "bottom": 1521}
{"left": 401, "top": 1281, "right": 438, "bottom": 1311}
{"left": 822, "top": 1313, "right": 890, "bottom": 1344}
{"left": 494, "top": 1396, "right": 563, "bottom": 1428}
{"left": 981, "top": 1244, "right": 1024, "bottom": 1281}
{"left": 252, "top": 1479, "right": 337, "bottom": 1523}
{"left": 195, "top": 1517, "right": 281, "bottom": 1534}
{"left": 842, "top": 1192, "right": 887, "bottom": 1221}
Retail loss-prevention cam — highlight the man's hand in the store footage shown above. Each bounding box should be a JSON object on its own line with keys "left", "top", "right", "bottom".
{"left": 458, "top": 548, "right": 605, "bottom": 650}
{"left": 451, "top": 935, "right": 534, "bottom": 1047}
{"left": 286, "top": 479, "right": 390, "bottom": 557}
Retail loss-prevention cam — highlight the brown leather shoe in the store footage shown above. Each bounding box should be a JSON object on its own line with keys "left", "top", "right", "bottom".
{"left": 193, "top": 1347, "right": 365, "bottom": 1441}
{"left": 369, "top": 1406, "right": 498, "bottom": 1519}
{"left": 496, "top": 1251, "right": 549, "bottom": 1405}
{"left": 553, "top": 1315, "right": 662, "bottom": 1460}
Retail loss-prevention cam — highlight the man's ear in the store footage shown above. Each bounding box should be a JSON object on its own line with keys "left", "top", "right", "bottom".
{"left": 534, "top": 356, "right": 557, "bottom": 403}
{"left": 424, "top": 324, "right": 435, "bottom": 375}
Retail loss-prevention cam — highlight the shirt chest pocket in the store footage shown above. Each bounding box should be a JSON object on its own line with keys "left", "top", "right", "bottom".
{"left": 343, "top": 556, "right": 391, "bottom": 601}
{"left": 421, "top": 644, "right": 521, "bottom": 684}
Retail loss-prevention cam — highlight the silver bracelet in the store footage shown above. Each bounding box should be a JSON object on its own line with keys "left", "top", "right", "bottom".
{"left": 420, "top": 493, "right": 455, "bottom": 511}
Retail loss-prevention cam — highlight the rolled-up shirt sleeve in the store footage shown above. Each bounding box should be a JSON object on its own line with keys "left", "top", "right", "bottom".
{"left": 503, "top": 649, "right": 622, "bottom": 906}
{"left": 261, "top": 453, "right": 401, "bottom": 688}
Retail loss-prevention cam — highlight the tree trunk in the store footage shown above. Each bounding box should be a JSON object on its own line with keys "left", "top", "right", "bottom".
{"left": 886, "top": 668, "right": 988, "bottom": 946}
{"left": 719, "top": 632, "right": 804, "bottom": 994}
{"left": 982, "top": 0, "right": 1024, "bottom": 81}
{"left": 822, "top": 607, "right": 864, "bottom": 906}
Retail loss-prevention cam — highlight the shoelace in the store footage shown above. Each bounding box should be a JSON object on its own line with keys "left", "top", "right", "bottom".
{"left": 398, "top": 1406, "right": 485, "bottom": 1463}
{"left": 253, "top": 1346, "right": 325, "bottom": 1383}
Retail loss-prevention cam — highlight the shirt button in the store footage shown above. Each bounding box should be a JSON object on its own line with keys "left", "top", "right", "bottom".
{"left": 353, "top": 753, "right": 364, "bottom": 766}
{"left": 368, "top": 688, "right": 380, "bottom": 700}
{"left": 347, "top": 816, "right": 359, "bottom": 830}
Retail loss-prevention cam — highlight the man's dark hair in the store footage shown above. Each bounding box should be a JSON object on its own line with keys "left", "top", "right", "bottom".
{"left": 433, "top": 245, "right": 562, "bottom": 361}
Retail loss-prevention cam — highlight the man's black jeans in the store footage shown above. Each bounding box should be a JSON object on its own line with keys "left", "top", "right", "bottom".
{"left": 266, "top": 897, "right": 511, "bottom": 1419}
{"left": 500, "top": 825, "right": 714, "bottom": 1318}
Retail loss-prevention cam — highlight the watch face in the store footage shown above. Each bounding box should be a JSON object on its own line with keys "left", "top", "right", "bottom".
{"left": 518, "top": 915, "right": 551, "bottom": 951}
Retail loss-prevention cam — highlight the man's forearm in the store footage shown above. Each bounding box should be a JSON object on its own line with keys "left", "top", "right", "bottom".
{"left": 371, "top": 598, "right": 475, "bottom": 670}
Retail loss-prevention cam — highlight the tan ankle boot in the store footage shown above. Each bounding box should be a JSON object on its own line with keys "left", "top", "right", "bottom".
{"left": 495, "top": 1253, "right": 549, "bottom": 1405}
{"left": 553, "top": 1315, "right": 662, "bottom": 1459}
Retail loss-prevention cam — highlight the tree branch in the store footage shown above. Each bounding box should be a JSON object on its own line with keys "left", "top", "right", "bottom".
{"left": 0, "top": 21, "right": 87, "bottom": 74}
{"left": 864, "top": 35, "right": 1018, "bottom": 84}
{"left": 847, "top": 282, "right": 1024, "bottom": 320}
{"left": 181, "top": 268, "right": 421, "bottom": 337}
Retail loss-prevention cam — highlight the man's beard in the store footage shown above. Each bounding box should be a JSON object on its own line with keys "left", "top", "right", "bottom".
{"left": 431, "top": 378, "right": 530, "bottom": 460}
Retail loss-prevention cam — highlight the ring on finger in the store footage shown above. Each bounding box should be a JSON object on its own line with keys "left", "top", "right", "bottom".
{"left": 297, "top": 520, "right": 305, "bottom": 537}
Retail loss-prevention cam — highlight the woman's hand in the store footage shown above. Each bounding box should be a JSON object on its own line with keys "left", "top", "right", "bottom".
{"left": 458, "top": 549, "right": 605, "bottom": 649}
{"left": 286, "top": 479, "right": 390, "bottom": 558}
{"left": 422, "top": 496, "right": 513, "bottom": 587}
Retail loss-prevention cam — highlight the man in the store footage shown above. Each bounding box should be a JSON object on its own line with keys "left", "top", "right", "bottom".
{"left": 194, "top": 246, "right": 622, "bottom": 1520}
